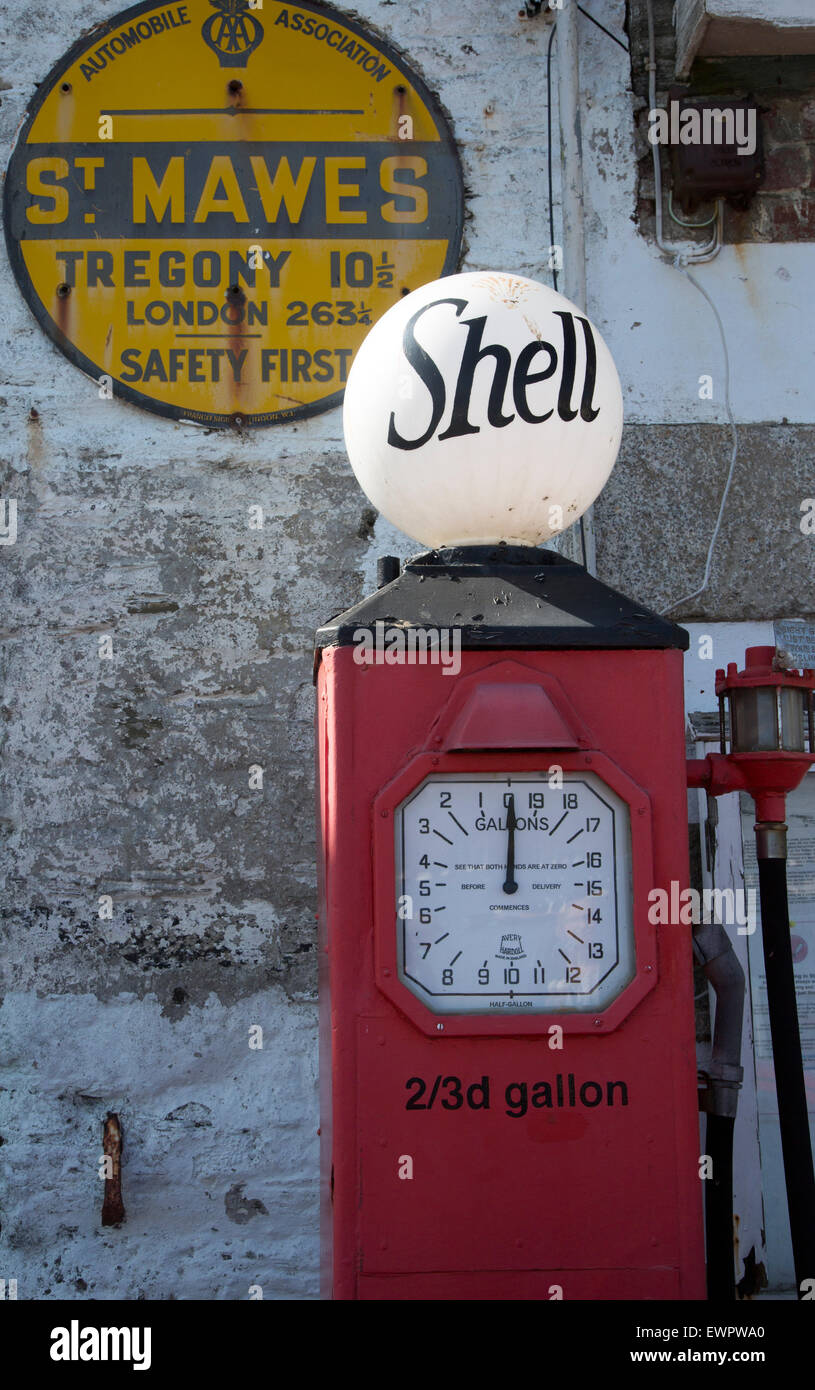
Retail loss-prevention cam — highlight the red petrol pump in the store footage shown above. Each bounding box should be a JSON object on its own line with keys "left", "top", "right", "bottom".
{"left": 316, "top": 546, "right": 704, "bottom": 1299}
{"left": 315, "top": 272, "right": 814, "bottom": 1300}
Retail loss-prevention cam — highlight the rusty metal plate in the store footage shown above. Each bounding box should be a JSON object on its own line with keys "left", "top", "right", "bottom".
{"left": 3, "top": 0, "right": 464, "bottom": 427}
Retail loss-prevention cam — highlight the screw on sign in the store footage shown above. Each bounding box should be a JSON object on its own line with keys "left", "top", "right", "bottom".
{"left": 3, "top": 0, "right": 463, "bottom": 427}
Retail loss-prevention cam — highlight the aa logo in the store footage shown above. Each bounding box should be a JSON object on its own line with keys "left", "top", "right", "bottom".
{"left": 202, "top": 0, "right": 264, "bottom": 66}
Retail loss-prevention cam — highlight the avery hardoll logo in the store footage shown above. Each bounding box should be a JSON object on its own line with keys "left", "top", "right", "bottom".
{"left": 496, "top": 933, "right": 526, "bottom": 960}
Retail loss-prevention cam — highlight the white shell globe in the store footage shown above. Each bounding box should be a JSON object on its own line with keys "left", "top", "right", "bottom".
{"left": 343, "top": 271, "right": 623, "bottom": 548}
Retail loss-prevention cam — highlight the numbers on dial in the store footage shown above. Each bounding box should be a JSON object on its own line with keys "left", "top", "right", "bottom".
{"left": 394, "top": 772, "right": 635, "bottom": 1016}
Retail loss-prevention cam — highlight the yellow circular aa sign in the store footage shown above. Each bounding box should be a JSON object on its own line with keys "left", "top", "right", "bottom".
{"left": 4, "top": 0, "right": 463, "bottom": 427}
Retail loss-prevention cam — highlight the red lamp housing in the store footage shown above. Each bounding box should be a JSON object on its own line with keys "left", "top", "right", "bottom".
{"left": 688, "top": 647, "right": 815, "bottom": 821}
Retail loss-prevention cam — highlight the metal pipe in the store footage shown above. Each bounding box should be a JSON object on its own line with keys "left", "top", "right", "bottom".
{"left": 694, "top": 921, "right": 745, "bottom": 1110}
{"left": 555, "top": 2, "right": 596, "bottom": 574}
{"left": 557, "top": 3, "right": 586, "bottom": 310}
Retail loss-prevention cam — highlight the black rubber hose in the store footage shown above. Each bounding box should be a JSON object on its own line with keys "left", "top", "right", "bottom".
{"left": 757, "top": 854, "right": 815, "bottom": 1296}
{"left": 705, "top": 1113, "right": 735, "bottom": 1301}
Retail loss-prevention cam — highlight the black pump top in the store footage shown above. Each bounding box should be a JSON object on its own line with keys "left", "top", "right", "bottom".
{"left": 315, "top": 545, "right": 688, "bottom": 657}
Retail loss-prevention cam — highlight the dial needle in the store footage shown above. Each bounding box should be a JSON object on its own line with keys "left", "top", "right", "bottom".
{"left": 503, "top": 794, "right": 518, "bottom": 895}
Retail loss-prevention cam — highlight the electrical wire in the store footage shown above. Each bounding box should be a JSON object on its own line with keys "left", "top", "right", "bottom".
{"left": 577, "top": 4, "right": 629, "bottom": 52}
{"left": 659, "top": 267, "right": 740, "bottom": 615}
{"left": 668, "top": 190, "right": 718, "bottom": 229}
{"left": 645, "top": 0, "right": 720, "bottom": 262}
{"left": 540, "top": 0, "right": 734, "bottom": 596}
{"left": 639, "top": 0, "right": 736, "bottom": 613}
